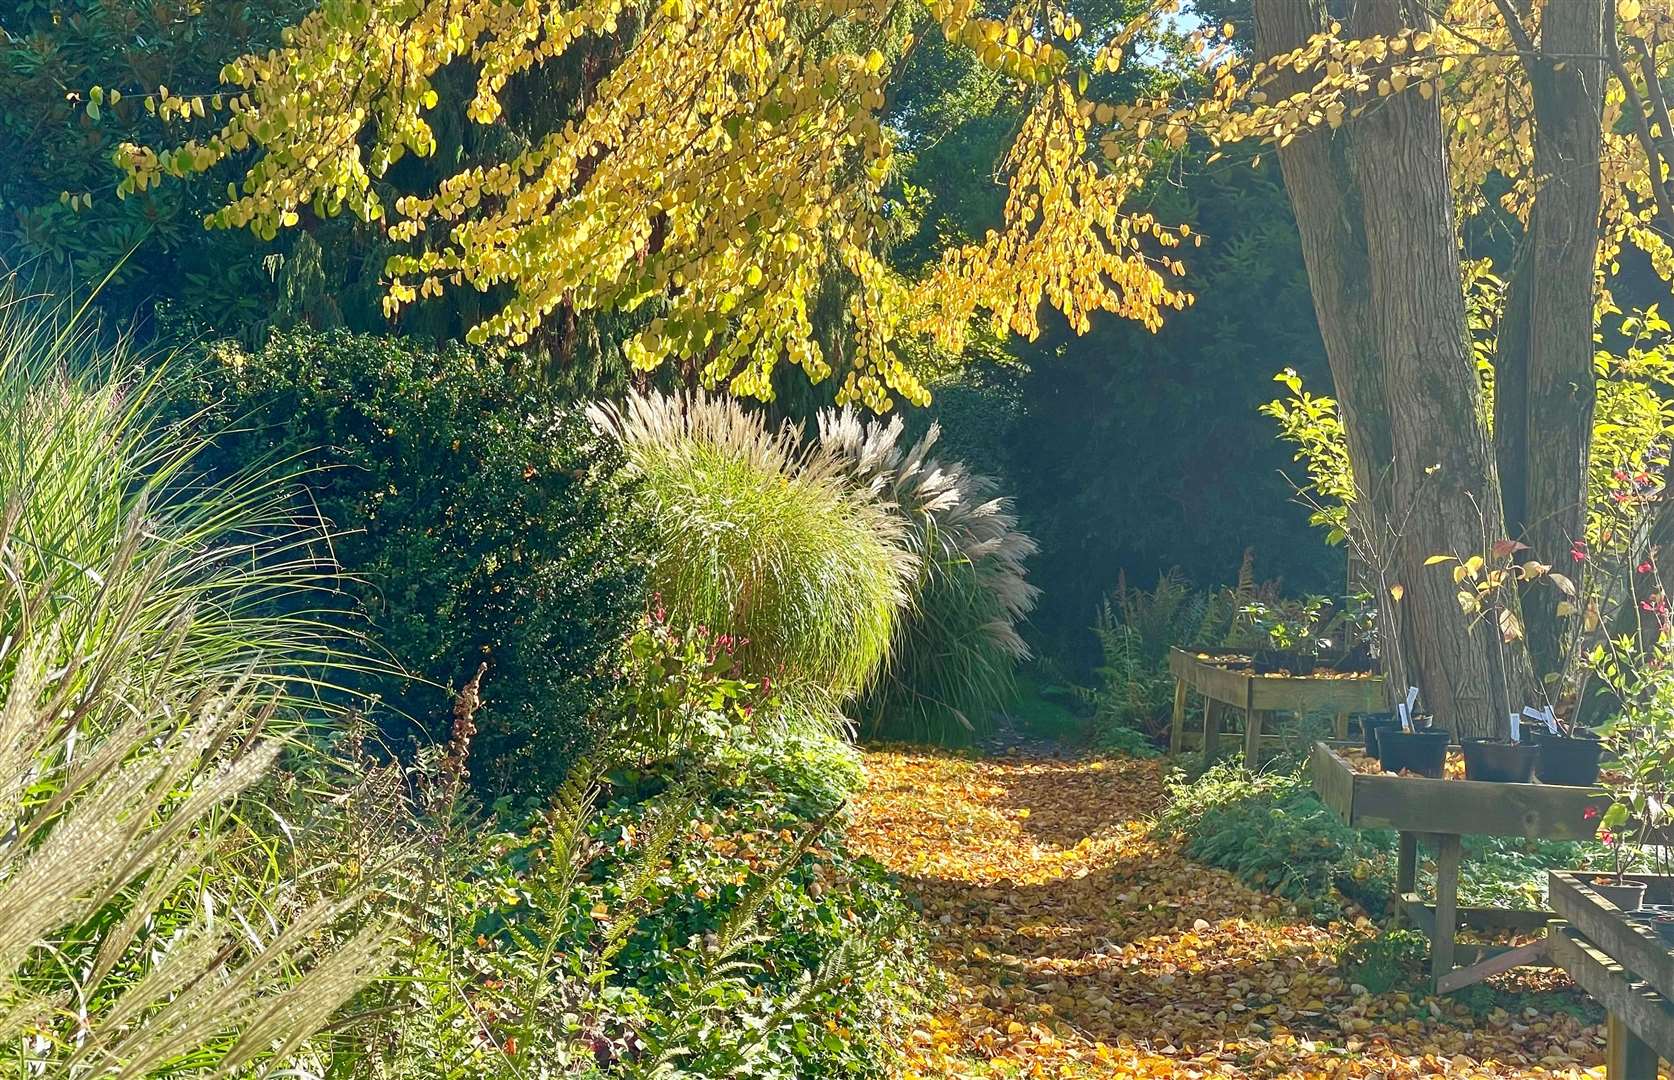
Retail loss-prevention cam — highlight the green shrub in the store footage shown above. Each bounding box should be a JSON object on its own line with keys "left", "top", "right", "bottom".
{"left": 590, "top": 391, "right": 913, "bottom": 703}
{"left": 0, "top": 296, "right": 396, "bottom": 1074}
{"left": 820, "top": 412, "right": 1038, "bottom": 745}
{"left": 1337, "top": 929, "right": 1430, "bottom": 994}
{"left": 1155, "top": 760, "right": 1392, "bottom": 918}
{"left": 177, "top": 328, "right": 653, "bottom": 800}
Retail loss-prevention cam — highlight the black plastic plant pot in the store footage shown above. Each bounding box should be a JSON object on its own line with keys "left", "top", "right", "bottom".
{"left": 1534, "top": 733, "right": 1603, "bottom": 787}
{"left": 1460, "top": 738, "right": 1539, "bottom": 783}
{"left": 1332, "top": 645, "right": 1376, "bottom": 675}
{"left": 1377, "top": 729, "right": 1450, "bottom": 777}
{"left": 1360, "top": 713, "right": 1401, "bottom": 757}
{"left": 1590, "top": 878, "right": 1648, "bottom": 912}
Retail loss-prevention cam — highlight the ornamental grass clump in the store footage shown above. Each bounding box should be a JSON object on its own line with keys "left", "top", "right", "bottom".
{"left": 589, "top": 391, "right": 915, "bottom": 705}
{"left": 819, "top": 410, "right": 1038, "bottom": 743}
{"left": 0, "top": 291, "right": 398, "bottom": 1076}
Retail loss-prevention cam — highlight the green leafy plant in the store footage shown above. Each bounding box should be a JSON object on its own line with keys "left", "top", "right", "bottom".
{"left": 1336, "top": 929, "right": 1430, "bottom": 994}
{"left": 589, "top": 391, "right": 914, "bottom": 707}
{"left": 819, "top": 411, "right": 1038, "bottom": 744}
{"left": 175, "top": 328, "right": 653, "bottom": 801}
{"left": 1238, "top": 596, "right": 1333, "bottom": 654}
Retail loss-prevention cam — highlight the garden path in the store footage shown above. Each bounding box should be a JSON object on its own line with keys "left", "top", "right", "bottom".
{"left": 850, "top": 746, "right": 1613, "bottom": 1079}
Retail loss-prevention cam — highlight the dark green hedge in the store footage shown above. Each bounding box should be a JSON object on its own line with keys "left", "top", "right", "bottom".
{"left": 176, "top": 328, "right": 651, "bottom": 800}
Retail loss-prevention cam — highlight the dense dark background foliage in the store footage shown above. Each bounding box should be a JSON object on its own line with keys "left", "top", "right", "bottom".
{"left": 897, "top": 148, "right": 1341, "bottom": 667}
{"left": 175, "top": 329, "right": 653, "bottom": 800}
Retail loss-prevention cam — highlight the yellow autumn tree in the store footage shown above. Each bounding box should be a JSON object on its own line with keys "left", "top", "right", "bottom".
{"left": 112, "top": 0, "right": 1195, "bottom": 411}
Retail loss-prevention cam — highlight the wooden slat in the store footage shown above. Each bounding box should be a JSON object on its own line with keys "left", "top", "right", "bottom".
{"left": 1436, "top": 937, "right": 1550, "bottom": 995}
{"left": 1400, "top": 892, "right": 1437, "bottom": 937}
{"left": 1397, "top": 892, "right": 1552, "bottom": 932}
{"left": 1310, "top": 743, "right": 1609, "bottom": 840}
{"left": 1548, "top": 925, "right": 1674, "bottom": 1065}
{"left": 1249, "top": 674, "right": 1387, "bottom": 713}
{"left": 1312, "top": 741, "right": 1356, "bottom": 821}
{"left": 1551, "top": 872, "right": 1674, "bottom": 1004}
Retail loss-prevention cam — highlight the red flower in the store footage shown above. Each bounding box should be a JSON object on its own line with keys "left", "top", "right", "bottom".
{"left": 1600, "top": 829, "right": 1615, "bottom": 845}
{"left": 1572, "top": 540, "right": 1589, "bottom": 563}
{"left": 1584, "top": 805, "right": 1600, "bottom": 820}
{"left": 1640, "top": 561, "right": 1655, "bottom": 574}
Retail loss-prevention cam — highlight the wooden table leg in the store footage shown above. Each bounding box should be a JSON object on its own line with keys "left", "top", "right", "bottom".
{"left": 1432, "top": 833, "right": 1462, "bottom": 987}
{"left": 1170, "top": 678, "right": 1188, "bottom": 757}
{"left": 1243, "top": 708, "right": 1264, "bottom": 768}
{"left": 1202, "top": 699, "right": 1220, "bottom": 770}
{"left": 1606, "top": 1011, "right": 1659, "bottom": 1079}
{"left": 1396, "top": 832, "right": 1418, "bottom": 893}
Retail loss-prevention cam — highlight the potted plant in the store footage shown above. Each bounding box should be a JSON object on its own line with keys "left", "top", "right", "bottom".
{"left": 1460, "top": 736, "right": 1539, "bottom": 783}
{"left": 1377, "top": 724, "right": 1449, "bottom": 776}
{"left": 1241, "top": 597, "right": 1330, "bottom": 676}
{"left": 1526, "top": 718, "right": 1604, "bottom": 786}
{"left": 1585, "top": 805, "right": 1649, "bottom": 911}
{"left": 1577, "top": 639, "right": 1674, "bottom": 912}
{"left": 1330, "top": 591, "right": 1379, "bottom": 674}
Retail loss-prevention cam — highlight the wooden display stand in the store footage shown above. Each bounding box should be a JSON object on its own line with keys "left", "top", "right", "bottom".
{"left": 1168, "top": 647, "right": 1386, "bottom": 767}
{"left": 1311, "top": 742, "right": 1608, "bottom": 993}
{"left": 1548, "top": 872, "right": 1674, "bottom": 1079}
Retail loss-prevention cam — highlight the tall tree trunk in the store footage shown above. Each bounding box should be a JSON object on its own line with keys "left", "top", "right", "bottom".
{"left": 1252, "top": 0, "right": 1415, "bottom": 696}
{"left": 1253, "top": 0, "right": 1535, "bottom": 736}
{"left": 1493, "top": 0, "right": 1606, "bottom": 694}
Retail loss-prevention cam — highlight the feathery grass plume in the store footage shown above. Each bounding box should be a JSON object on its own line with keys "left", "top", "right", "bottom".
{"left": 588, "top": 391, "right": 915, "bottom": 705}
{"left": 0, "top": 287, "right": 356, "bottom": 715}
{"left": 0, "top": 287, "right": 398, "bottom": 1077}
{"left": 819, "top": 410, "right": 1039, "bottom": 744}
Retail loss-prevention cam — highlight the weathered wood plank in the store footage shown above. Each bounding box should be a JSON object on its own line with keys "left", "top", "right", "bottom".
{"left": 1169, "top": 677, "right": 1188, "bottom": 757}
{"left": 1548, "top": 925, "right": 1674, "bottom": 1066}
{"left": 1396, "top": 832, "right": 1418, "bottom": 894}
{"left": 1433, "top": 833, "right": 1462, "bottom": 982}
{"left": 1312, "top": 741, "right": 1356, "bottom": 821}
{"left": 1310, "top": 743, "right": 1609, "bottom": 840}
{"left": 1608, "top": 1011, "right": 1661, "bottom": 1080}
{"left": 1396, "top": 892, "right": 1552, "bottom": 932}
{"left": 1552, "top": 872, "right": 1674, "bottom": 1004}
{"left": 1436, "top": 937, "right": 1549, "bottom": 995}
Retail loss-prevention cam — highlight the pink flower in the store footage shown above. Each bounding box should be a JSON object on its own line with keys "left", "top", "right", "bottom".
{"left": 1640, "top": 561, "right": 1655, "bottom": 574}
{"left": 1572, "top": 540, "right": 1589, "bottom": 563}
{"left": 1584, "top": 805, "right": 1600, "bottom": 820}
{"left": 1600, "top": 829, "right": 1615, "bottom": 845}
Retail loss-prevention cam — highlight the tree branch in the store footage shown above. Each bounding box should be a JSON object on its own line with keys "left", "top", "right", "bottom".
{"left": 1607, "top": 5, "right": 1674, "bottom": 231}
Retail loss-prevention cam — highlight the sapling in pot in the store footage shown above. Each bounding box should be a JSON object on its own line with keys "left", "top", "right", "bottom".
{"left": 1241, "top": 597, "right": 1331, "bottom": 676}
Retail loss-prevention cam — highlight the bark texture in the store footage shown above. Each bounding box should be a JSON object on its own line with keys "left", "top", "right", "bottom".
{"left": 1494, "top": 0, "right": 1606, "bottom": 690}
{"left": 1253, "top": 0, "right": 1535, "bottom": 735}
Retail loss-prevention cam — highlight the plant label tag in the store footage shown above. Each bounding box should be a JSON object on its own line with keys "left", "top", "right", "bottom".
{"left": 1405, "top": 686, "right": 1420, "bottom": 713}
{"left": 1509, "top": 713, "right": 1521, "bottom": 742}
{"left": 1546, "top": 706, "right": 1559, "bottom": 733}
{"left": 1398, "top": 702, "right": 1413, "bottom": 732}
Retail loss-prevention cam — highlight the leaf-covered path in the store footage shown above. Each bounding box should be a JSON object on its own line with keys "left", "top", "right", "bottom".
{"left": 850, "top": 747, "right": 1612, "bottom": 1079}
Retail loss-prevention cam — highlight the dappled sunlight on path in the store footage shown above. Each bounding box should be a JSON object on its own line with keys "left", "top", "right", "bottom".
{"left": 851, "top": 747, "right": 1613, "bottom": 1079}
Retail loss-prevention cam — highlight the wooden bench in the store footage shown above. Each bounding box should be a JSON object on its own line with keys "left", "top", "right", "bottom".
{"left": 1312, "top": 742, "right": 1608, "bottom": 992}
{"left": 1549, "top": 872, "right": 1674, "bottom": 1078}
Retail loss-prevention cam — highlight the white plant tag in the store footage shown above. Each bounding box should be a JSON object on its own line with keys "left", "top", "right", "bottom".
{"left": 1398, "top": 702, "right": 1413, "bottom": 732}
{"left": 1405, "top": 686, "right": 1420, "bottom": 712}
{"left": 1509, "top": 713, "right": 1521, "bottom": 742}
{"left": 1545, "top": 706, "right": 1559, "bottom": 733}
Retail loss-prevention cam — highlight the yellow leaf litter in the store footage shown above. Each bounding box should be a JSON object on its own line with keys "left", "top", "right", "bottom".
{"left": 850, "top": 747, "right": 1615, "bottom": 1079}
